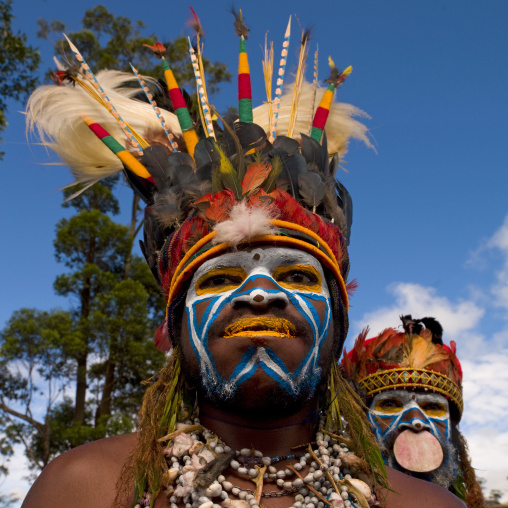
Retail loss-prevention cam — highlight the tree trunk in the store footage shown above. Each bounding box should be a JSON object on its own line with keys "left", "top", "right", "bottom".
{"left": 94, "top": 358, "right": 116, "bottom": 428}
{"left": 72, "top": 351, "right": 87, "bottom": 424}
{"left": 73, "top": 270, "right": 92, "bottom": 424}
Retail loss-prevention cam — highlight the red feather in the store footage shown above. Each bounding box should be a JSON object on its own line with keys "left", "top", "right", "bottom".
{"left": 241, "top": 163, "right": 272, "bottom": 196}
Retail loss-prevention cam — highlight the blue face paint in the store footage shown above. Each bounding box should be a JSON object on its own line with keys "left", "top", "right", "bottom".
{"left": 184, "top": 247, "right": 332, "bottom": 399}
{"left": 368, "top": 390, "right": 451, "bottom": 444}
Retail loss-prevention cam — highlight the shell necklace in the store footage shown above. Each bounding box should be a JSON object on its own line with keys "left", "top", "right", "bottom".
{"left": 135, "top": 417, "right": 377, "bottom": 508}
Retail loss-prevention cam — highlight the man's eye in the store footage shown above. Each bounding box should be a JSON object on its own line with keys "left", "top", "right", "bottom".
{"left": 420, "top": 402, "right": 447, "bottom": 416}
{"left": 280, "top": 271, "right": 315, "bottom": 284}
{"left": 375, "top": 398, "right": 403, "bottom": 413}
{"left": 273, "top": 265, "right": 321, "bottom": 290}
{"left": 195, "top": 268, "right": 247, "bottom": 295}
{"left": 200, "top": 275, "right": 242, "bottom": 288}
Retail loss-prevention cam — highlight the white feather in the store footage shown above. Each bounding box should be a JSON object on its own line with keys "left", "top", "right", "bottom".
{"left": 213, "top": 201, "right": 274, "bottom": 246}
{"left": 26, "top": 70, "right": 181, "bottom": 187}
{"left": 253, "top": 81, "right": 373, "bottom": 157}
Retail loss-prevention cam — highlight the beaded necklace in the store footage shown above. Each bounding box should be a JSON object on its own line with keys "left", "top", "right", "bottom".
{"left": 135, "top": 417, "right": 378, "bottom": 508}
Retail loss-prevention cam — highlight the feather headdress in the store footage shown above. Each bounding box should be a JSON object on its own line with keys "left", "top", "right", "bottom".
{"left": 341, "top": 315, "right": 464, "bottom": 418}
{"left": 26, "top": 16, "right": 376, "bottom": 507}
{"left": 26, "top": 16, "right": 372, "bottom": 355}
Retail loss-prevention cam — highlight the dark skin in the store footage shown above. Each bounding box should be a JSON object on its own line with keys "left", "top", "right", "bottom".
{"left": 22, "top": 250, "right": 465, "bottom": 508}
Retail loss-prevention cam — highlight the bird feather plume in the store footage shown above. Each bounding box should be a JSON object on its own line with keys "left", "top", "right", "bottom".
{"left": 402, "top": 335, "right": 449, "bottom": 370}
{"left": 26, "top": 70, "right": 181, "bottom": 188}
{"left": 232, "top": 8, "right": 249, "bottom": 39}
{"left": 253, "top": 81, "right": 372, "bottom": 157}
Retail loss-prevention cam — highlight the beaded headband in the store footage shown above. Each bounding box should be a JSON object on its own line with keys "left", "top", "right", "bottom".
{"left": 27, "top": 10, "right": 372, "bottom": 351}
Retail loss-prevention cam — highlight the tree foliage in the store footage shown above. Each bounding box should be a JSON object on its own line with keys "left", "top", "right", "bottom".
{"left": 0, "top": 181, "right": 166, "bottom": 474}
{"left": 37, "top": 5, "right": 231, "bottom": 93}
{"left": 0, "top": 0, "right": 40, "bottom": 158}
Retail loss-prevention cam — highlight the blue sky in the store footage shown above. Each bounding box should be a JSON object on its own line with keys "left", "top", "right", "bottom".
{"left": 1, "top": 0, "right": 508, "bottom": 502}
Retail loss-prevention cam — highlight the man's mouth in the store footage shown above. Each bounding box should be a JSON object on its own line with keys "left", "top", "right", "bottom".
{"left": 223, "top": 317, "right": 297, "bottom": 338}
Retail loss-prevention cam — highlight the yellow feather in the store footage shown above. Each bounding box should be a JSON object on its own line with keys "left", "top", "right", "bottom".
{"left": 402, "top": 335, "right": 449, "bottom": 370}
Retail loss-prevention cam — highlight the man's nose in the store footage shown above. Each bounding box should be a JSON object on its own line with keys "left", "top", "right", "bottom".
{"left": 398, "top": 408, "right": 431, "bottom": 433}
{"left": 230, "top": 276, "right": 289, "bottom": 310}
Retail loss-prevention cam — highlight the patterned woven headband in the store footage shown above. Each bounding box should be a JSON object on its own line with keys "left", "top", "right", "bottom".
{"left": 357, "top": 367, "right": 463, "bottom": 415}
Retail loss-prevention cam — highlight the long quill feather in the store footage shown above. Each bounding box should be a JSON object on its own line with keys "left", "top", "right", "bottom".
{"left": 63, "top": 34, "right": 145, "bottom": 155}
{"left": 129, "top": 63, "right": 178, "bottom": 152}
{"left": 269, "top": 16, "right": 291, "bottom": 143}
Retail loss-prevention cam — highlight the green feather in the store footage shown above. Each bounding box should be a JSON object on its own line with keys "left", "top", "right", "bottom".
{"left": 262, "top": 156, "right": 283, "bottom": 192}
{"left": 214, "top": 141, "right": 242, "bottom": 199}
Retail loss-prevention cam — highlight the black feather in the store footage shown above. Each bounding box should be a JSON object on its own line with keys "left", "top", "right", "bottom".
{"left": 335, "top": 178, "right": 353, "bottom": 244}
{"left": 323, "top": 186, "right": 347, "bottom": 237}
{"left": 419, "top": 317, "right": 444, "bottom": 345}
{"left": 140, "top": 209, "right": 167, "bottom": 284}
{"left": 231, "top": 8, "right": 249, "bottom": 39}
{"left": 272, "top": 136, "right": 300, "bottom": 155}
{"left": 268, "top": 148, "right": 307, "bottom": 197}
{"left": 298, "top": 171, "right": 325, "bottom": 209}
{"left": 329, "top": 152, "right": 340, "bottom": 178}
{"left": 300, "top": 133, "right": 328, "bottom": 174}
{"left": 235, "top": 122, "right": 269, "bottom": 154}
{"left": 195, "top": 161, "right": 216, "bottom": 182}
{"left": 165, "top": 152, "right": 198, "bottom": 187}
{"left": 122, "top": 168, "right": 155, "bottom": 204}
{"left": 194, "top": 138, "right": 221, "bottom": 167}
{"left": 141, "top": 145, "right": 173, "bottom": 190}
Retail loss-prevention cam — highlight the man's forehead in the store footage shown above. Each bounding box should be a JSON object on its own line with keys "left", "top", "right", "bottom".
{"left": 192, "top": 246, "right": 325, "bottom": 279}
{"left": 371, "top": 389, "right": 449, "bottom": 405}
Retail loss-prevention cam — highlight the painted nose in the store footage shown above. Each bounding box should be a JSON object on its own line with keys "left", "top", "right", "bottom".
{"left": 231, "top": 288, "right": 289, "bottom": 309}
{"left": 398, "top": 408, "right": 431, "bottom": 433}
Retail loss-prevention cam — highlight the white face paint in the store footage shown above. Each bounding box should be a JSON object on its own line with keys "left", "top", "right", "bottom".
{"left": 368, "top": 390, "right": 451, "bottom": 443}
{"left": 184, "top": 247, "right": 332, "bottom": 399}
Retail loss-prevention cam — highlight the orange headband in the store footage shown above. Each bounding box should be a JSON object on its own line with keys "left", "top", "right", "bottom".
{"left": 165, "top": 220, "right": 348, "bottom": 313}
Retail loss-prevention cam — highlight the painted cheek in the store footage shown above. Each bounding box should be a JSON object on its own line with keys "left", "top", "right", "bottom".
{"left": 430, "top": 418, "right": 450, "bottom": 442}
{"left": 368, "top": 410, "right": 398, "bottom": 438}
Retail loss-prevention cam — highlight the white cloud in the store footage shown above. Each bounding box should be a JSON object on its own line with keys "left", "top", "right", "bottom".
{"left": 0, "top": 444, "right": 30, "bottom": 508}
{"left": 461, "top": 426, "right": 508, "bottom": 501}
{"left": 350, "top": 282, "right": 484, "bottom": 340}
{"left": 469, "top": 213, "right": 508, "bottom": 311}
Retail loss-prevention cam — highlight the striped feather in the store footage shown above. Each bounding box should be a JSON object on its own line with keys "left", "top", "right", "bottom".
{"left": 26, "top": 70, "right": 181, "bottom": 187}
{"left": 254, "top": 81, "right": 373, "bottom": 158}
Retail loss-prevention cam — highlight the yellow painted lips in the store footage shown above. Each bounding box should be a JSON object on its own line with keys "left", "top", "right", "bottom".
{"left": 223, "top": 317, "right": 296, "bottom": 338}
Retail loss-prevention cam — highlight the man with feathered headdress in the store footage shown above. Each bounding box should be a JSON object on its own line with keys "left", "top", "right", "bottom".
{"left": 21, "top": 11, "right": 464, "bottom": 508}
{"left": 342, "top": 315, "right": 485, "bottom": 507}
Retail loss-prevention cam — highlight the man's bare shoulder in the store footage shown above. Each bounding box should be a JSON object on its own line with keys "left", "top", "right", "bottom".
{"left": 21, "top": 433, "right": 138, "bottom": 508}
{"left": 383, "top": 467, "right": 466, "bottom": 508}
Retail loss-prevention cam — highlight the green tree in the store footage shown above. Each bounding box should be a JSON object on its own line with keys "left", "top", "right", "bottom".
{"left": 37, "top": 5, "right": 230, "bottom": 93}
{"left": 0, "top": 0, "right": 40, "bottom": 158}
{"left": 0, "top": 181, "right": 166, "bottom": 471}
{"left": 0, "top": 308, "right": 79, "bottom": 468}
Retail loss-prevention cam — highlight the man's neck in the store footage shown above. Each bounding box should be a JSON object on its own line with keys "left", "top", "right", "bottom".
{"left": 198, "top": 401, "right": 319, "bottom": 457}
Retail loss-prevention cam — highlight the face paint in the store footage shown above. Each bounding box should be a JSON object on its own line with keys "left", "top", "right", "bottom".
{"left": 368, "top": 390, "right": 451, "bottom": 473}
{"left": 368, "top": 390, "right": 451, "bottom": 442}
{"left": 184, "top": 247, "right": 332, "bottom": 399}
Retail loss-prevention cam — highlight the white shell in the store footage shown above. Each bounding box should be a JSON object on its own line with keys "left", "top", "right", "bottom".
{"left": 170, "top": 433, "right": 194, "bottom": 457}
{"left": 221, "top": 501, "right": 250, "bottom": 508}
{"left": 348, "top": 479, "right": 371, "bottom": 499}
{"left": 166, "top": 468, "right": 179, "bottom": 483}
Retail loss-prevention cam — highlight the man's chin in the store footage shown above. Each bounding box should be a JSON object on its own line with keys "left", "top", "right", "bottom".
{"left": 195, "top": 369, "right": 324, "bottom": 421}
